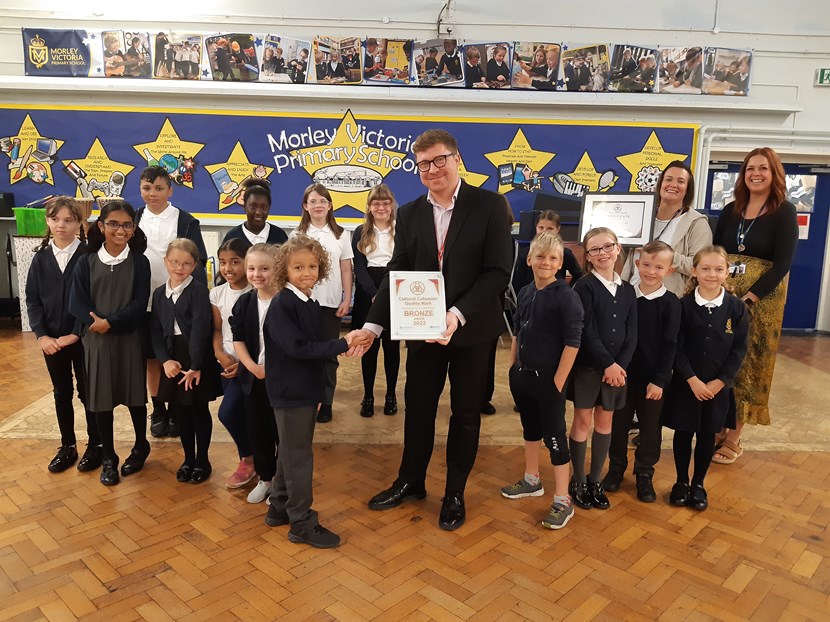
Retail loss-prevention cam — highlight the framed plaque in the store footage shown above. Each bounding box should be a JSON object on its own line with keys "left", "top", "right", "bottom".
{"left": 578, "top": 192, "right": 656, "bottom": 247}
{"left": 389, "top": 271, "right": 447, "bottom": 341}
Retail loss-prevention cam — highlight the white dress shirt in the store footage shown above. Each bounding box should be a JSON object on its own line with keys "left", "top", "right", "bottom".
{"left": 366, "top": 226, "right": 394, "bottom": 267}
{"left": 139, "top": 203, "right": 180, "bottom": 310}
{"left": 634, "top": 284, "right": 667, "bottom": 300}
{"left": 593, "top": 270, "right": 623, "bottom": 296}
{"left": 97, "top": 244, "right": 130, "bottom": 266}
{"left": 694, "top": 286, "right": 725, "bottom": 308}
{"left": 165, "top": 276, "right": 193, "bottom": 335}
{"left": 242, "top": 222, "right": 271, "bottom": 246}
{"left": 290, "top": 224, "right": 353, "bottom": 308}
{"left": 50, "top": 238, "right": 80, "bottom": 273}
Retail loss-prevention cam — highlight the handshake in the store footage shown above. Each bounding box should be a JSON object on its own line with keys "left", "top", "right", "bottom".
{"left": 341, "top": 328, "right": 377, "bottom": 357}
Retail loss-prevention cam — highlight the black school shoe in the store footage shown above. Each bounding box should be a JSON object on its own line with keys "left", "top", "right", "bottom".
{"left": 359, "top": 397, "right": 374, "bottom": 418}
{"left": 288, "top": 523, "right": 341, "bottom": 549}
{"left": 100, "top": 459, "right": 120, "bottom": 486}
{"left": 688, "top": 484, "right": 708, "bottom": 511}
{"left": 121, "top": 443, "right": 150, "bottom": 476}
{"left": 150, "top": 410, "right": 168, "bottom": 438}
{"left": 77, "top": 444, "right": 103, "bottom": 472}
{"left": 670, "top": 482, "right": 691, "bottom": 506}
{"left": 48, "top": 445, "right": 78, "bottom": 473}
{"left": 587, "top": 479, "right": 611, "bottom": 509}
{"left": 602, "top": 469, "right": 624, "bottom": 493}
{"left": 569, "top": 479, "right": 593, "bottom": 509}
{"left": 383, "top": 395, "right": 398, "bottom": 415}
{"left": 317, "top": 404, "right": 333, "bottom": 423}
{"left": 189, "top": 463, "right": 212, "bottom": 484}
{"left": 176, "top": 464, "right": 193, "bottom": 483}
{"left": 636, "top": 473, "right": 657, "bottom": 503}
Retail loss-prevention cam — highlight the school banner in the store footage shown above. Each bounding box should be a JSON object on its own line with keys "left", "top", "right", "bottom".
{"left": 0, "top": 105, "right": 697, "bottom": 223}
{"left": 22, "top": 29, "right": 94, "bottom": 77}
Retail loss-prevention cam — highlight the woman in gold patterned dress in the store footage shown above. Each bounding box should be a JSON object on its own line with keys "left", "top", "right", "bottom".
{"left": 711, "top": 147, "right": 798, "bottom": 463}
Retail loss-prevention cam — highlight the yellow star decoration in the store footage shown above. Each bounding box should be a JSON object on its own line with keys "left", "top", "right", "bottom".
{"left": 4, "top": 114, "right": 64, "bottom": 186}
{"left": 133, "top": 118, "right": 205, "bottom": 189}
{"left": 69, "top": 138, "right": 134, "bottom": 200}
{"left": 484, "top": 129, "right": 555, "bottom": 194}
{"left": 457, "top": 155, "right": 489, "bottom": 187}
{"left": 204, "top": 142, "right": 274, "bottom": 212}
{"left": 559, "top": 151, "right": 618, "bottom": 193}
{"left": 290, "top": 111, "right": 405, "bottom": 213}
{"left": 616, "top": 131, "right": 689, "bottom": 192}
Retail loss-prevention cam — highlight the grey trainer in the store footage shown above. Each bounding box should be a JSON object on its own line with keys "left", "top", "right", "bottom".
{"left": 501, "top": 477, "right": 544, "bottom": 499}
{"left": 541, "top": 502, "right": 574, "bottom": 530}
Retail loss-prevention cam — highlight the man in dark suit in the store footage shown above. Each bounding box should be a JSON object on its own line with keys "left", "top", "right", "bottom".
{"left": 353, "top": 129, "right": 513, "bottom": 531}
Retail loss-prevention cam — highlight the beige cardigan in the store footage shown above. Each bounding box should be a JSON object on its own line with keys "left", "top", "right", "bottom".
{"left": 620, "top": 209, "right": 713, "bottom": 297}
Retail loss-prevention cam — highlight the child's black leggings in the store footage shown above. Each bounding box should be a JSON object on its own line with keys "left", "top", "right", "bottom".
{"left": 95, "top": 406, "right": 148, "bottom": 462}
{"left": 672, "top": 431, "right": 715, "bottom": 486}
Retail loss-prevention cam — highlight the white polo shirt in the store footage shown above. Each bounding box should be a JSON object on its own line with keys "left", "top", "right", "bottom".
{"left": 290, "top": 224, "right": 353, "bottom": 309}
{"left": 139, "top": 203, "right": 180, "bottom": 310}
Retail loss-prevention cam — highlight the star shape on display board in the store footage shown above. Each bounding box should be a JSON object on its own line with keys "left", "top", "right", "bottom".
{"left": 457, "top": 155, "right": 489, "bottom": 187}
{"left": 204, "top": 141, "right": 274, "bottom": 212}
{"left": 254, "top": 37, "right": 263, "bottom": 47}
{"left": 96, "top": 67, "right": 102, "bottom": 74}
{"left": 291, "top": 110, "right": 406, "bottom": 213}
{"left": 82, "top": 36, "right": 93, "bottom": 47}
{"left": 202, "top": 68, "right": 209, "bottom": 77}
{"left": 483, "top": 128, "right": 556, "bottom": 194}
{"left": 616, "top": 131, "right": 689, "bottom": 192}
{"left": 3, "top": 114, "right": 65, "bottom": 186}
{"left": 66, "top": 138, "right": 135, "bottom": 200}
{"left": 133, "top": 118, "right": 205, "bottom": 189}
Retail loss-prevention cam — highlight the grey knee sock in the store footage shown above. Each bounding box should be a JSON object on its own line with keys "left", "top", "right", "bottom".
{"left": 570, "top": 437, "right": 587, "bottom": 483}
{"left": 590, "top": 431, "right": 612, "bottom": 482}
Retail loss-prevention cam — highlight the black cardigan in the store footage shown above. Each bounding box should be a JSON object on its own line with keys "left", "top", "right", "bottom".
{"left": 228, "top": 289, "right": 264, "bottom": 395}
{"left": 629, "top": 291, "right": 681, "bottom": 388}
{"left": 150, "top": 279, "right": 213, "bottom": 371}
{"left": 26, "top": 242, "right": 86, "bottom": 339}
{"left": 263, "top": 288, "right": 348, "bottom": 408}
{"left": 222, "top": 223, "right": 288, "bottom": 250}
{"left": 69, "top": 250, "right": 151, "bottom": 335}
{"left": 573, "top": 273, "right": 638, "bottom": 370}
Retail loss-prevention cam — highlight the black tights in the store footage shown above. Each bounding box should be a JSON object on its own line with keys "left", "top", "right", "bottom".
{"left": 177, "top": 401, "right": 213, "bottom": 468}
{"left": 361, "top": 333, "right": 400, "bottom": 400}
{"left": 672, "top": 431, "right": 715, "bottom": 486}
{"left": 95, "top": 406, "right": 148, "bottom": 462}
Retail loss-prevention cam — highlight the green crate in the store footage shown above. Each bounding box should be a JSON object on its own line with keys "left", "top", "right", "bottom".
{"left": 13, "top": 207, "right": 48, "bottom": 237}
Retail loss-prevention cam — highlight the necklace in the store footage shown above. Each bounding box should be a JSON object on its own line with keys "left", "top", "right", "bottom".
{"left": 736, "top": 205, "right": 767, "bottom": 252}
{"left": 654, "top": 208, "right": 681, "bottom": 241}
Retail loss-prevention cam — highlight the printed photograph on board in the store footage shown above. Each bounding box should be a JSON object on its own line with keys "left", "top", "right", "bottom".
{"left": 659, "top": 46, "right": 704, "bottom": 94}
{"left": 361, "top": 38, "right": 413, "bottom": 85}
{"left": 205, "top": 33, "right": 258, "bottom": 82}
{"left": 461, "top": 42, "right": 512, "bottom": 89}
{"left": 260, "top": 35, "right": 311, "bottom": 84}
{"left": 312, "top": 36, "right": 363, "bottom": 84}
{"left": 511, "top": 42, "right": 562, "bottom": 90}
{"left": 560, "top": 44, "right": 609, "bottom": 92}
{"left": 702, "top": 48, "right": 752, "bottom": 96}
{"left": 607, "top": 45, "right": 658, "bottom": 92}
{"left": 102, "top": 30, "right": 151, "bottom": 78}
{"left": 154, "top": 32, "right": 202, "bottom": 80}
{"left": 412, "top": 38, "right": 464, "bottom": 87}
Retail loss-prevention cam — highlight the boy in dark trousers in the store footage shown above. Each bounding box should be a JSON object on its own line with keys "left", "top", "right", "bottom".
{"left": 604, "top": 241, "right": 681, "bottom": 502}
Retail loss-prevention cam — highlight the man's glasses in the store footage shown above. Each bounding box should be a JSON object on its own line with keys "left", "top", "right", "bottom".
{"left": 415, "top": 153, "right": 456, "bottom": 173}
{"left": 103, "top": 221, "right": 135, "bottom": 231}
{"left": 586, "top": 242, "right": 617, "bottom": 257}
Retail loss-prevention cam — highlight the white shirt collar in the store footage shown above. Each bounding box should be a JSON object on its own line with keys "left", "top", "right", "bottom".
{"left": 50, "top": 238, "right": 80, "bottom": 257}
{"left": 243, "top": 222, "right": 270, "bottom": 244}
{"left": 143, "top": 203, "right": 175, "bottom": 220}
{"left": 286, "top": 282, "right": 310, "bottom": 302}
{"left": 308, "top": 222, "right": 331, "bottom": 234}
{"left": 374, "top": 225, "right": 391, "bottom": 234}
{"left": 694, "top": 286, "right": 725, "bottom": 308}
{"left": 635, "top": 284, "right": 667, "bottom": 300}
{"left": 97, "top": 244, "right": 130, "bottom": 266}
{"left": 165, "top": 275, "right": 193, "bottom": 298}
{"left": 593, "top": 270, "right": 622, "bottom": 288}
{"left": 426, "top": 179, "right": 462, "bottom": 211}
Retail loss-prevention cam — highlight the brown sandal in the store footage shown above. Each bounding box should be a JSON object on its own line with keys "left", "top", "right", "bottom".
{"left": 712, "top": 439, "right": 743, "bottom": 464}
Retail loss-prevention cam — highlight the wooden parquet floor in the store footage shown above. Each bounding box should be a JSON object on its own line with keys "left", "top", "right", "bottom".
{"left": 1, "top": 322, "right": 829, "bottom": 620}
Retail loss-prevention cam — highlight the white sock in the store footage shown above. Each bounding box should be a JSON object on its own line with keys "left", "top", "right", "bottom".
{"left": 524, "top": 472, "right": 540, "bottom": 486}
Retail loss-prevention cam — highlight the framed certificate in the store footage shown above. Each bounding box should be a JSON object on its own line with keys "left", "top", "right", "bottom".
{"left": 389, "top": 271, "right": 447, "bottom": 341}
{"left": 578, "top": 192, "right": 656, "bottom": 247}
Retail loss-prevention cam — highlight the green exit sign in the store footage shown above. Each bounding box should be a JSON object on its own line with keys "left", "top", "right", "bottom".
{"left": 816, "top": 68, "right": 830, "bottom": 86}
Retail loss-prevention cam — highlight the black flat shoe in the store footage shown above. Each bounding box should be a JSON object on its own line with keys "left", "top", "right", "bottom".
{"left": 121, "top": 444, "right": 150, "bottom": 476}
{"left": 77, "top": 444, "right": 103, "bottom": 472}
{"left": 189, "top": 464, "right": 212, "bottom": 484}
{"left": 368, "top": 481, "right": 426, "bottom": 510}
{"left": 150, "top": 410, "right": 168, "bottom": 437}
{"left": 317, "top": 404, "right": 333, "bottom": 423}
{"left": 689, "top": 484, "right": 708, "bottom": 511}
{"left": 588, "top": 479, "right": 611, "bottom": 510}
{"left": 602, "top": 469, "right": 624, "bottom": 493}
{"left": 481, "top": 402, "right": 496, "bottom": 415}
{"left": 636, "top": 473, "right": 657, "bottom": 503}
{"left": 100, "top": 459, "right": 120, "bottom": 486}
{"left": 670, "top": 482, "right": 690, "bottom": 506}
{"left": 48, "top": 445, "right": 78, "bottom": 473}
{"left": 166, "top": 412, "right": 179, "bottom": 438}
{"left": 569, "top": 479, "right": 593, "bottom": 509}
{"left": 383, "top": 395, "right": 398, "bottom": 416}
{"left": 439, "top": 492, "right": 466, "bottom": 531}
{"left": 360, "top": 397, "right": 374, "bottom": 418}
{"left": 176, "top": 464, "right": 193, "bottom": 483}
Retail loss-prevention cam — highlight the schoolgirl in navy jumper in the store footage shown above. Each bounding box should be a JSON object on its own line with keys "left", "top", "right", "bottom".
{"left": 500, "top": 232, "right": 583, "bottom": 530}
{"left": 570, "top": 227, "right": 637, "bottom": 510}
{"left": 663, "top": 246, "right": 748, "bottom": 510}
{"left": 221, "top": 181, "right": 289, "bottom": 251}
{"left": 263, "top": 235, "right": 363, "bottom": 549}
{"left": 210, "top": 238, "right": 255, "bottom": 489}
{"left": 27, "top": 197, "right": 101, "bottom": 473}
{"left": 604, "top": 240, "right": 681, "bottom": 503}
{"left": 69, "top": 200, "right": 151, "bottom": 487}
{"left": 351, "top": 183, "right": 400, "bottom": 417}
{"left": 151, "top": 239, "right": 222, "bottom": 484}
{"left": 230, "top": 243, "right": 280, "bottom": 504}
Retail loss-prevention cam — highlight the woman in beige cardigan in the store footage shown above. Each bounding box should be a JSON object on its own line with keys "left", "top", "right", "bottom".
{"left": 620, "top": 161, "right": 712, "bottom": 296}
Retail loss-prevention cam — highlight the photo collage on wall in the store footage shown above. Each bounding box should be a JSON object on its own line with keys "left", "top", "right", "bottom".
{"left": 21, "top": 28, "right": 753, "bottom": 96}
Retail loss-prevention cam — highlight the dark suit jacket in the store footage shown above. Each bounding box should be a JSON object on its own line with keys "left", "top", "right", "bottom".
{"left": 365, "top": 180, "right": 513, "bottom": 347}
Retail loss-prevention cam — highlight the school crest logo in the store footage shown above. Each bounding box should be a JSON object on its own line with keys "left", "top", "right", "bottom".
{"left": 28, "top": 34, "right": 48, "bottom": 68}
{"left": 725, "top": 318, "right": 733, "bottom": 334}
